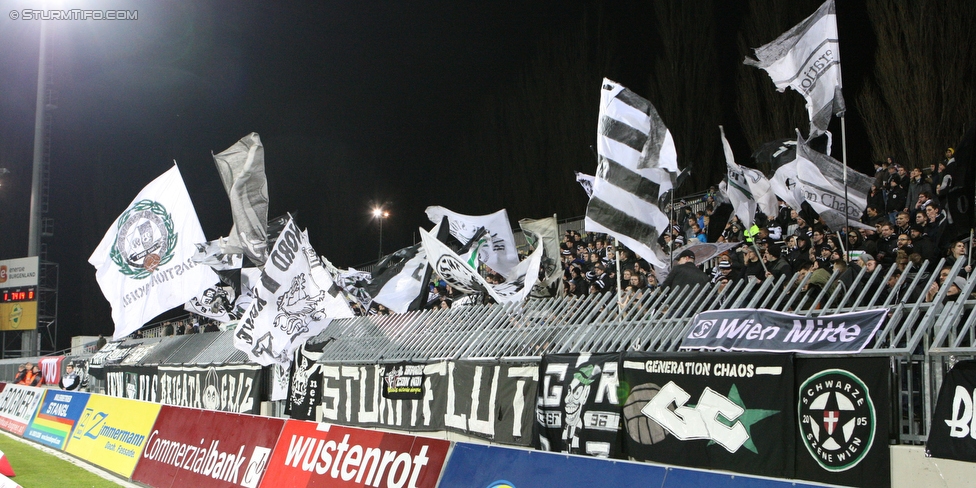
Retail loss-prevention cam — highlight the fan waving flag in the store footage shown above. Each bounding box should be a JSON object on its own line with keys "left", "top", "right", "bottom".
{"left": 89, "top": 165, "right": 219, "bottom": 340}
{"left": 585, "top": 78, "right": 677, "bottom": 268}
{"left": 745, "top": 0, "right": 845, "bottom": 139}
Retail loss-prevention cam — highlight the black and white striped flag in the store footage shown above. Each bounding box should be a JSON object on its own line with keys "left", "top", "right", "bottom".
{"left": 584, "top": 79, "right": 676, "bottom": 268}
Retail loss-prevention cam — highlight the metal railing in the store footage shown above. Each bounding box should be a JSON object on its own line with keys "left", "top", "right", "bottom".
{"left": 309, "top": 257, "right": 976, "bottom": 444}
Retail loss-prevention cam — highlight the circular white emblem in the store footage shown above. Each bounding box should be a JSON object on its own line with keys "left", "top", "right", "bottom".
{"left": 798, "top": 369, "right": 875, "bottom": 471}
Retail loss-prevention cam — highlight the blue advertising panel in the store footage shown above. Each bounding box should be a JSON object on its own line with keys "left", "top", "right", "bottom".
{"left": 24, "top": 390, "right": 91, "bottom": 449}
{"left": 440, "top": 443, "right": 829, "bottom": 488}
{"left": 439, "top": 443, "right": 667, "bottom": 488}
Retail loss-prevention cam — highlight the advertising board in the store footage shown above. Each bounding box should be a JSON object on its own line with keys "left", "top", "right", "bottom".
{"left": 23, "top": 390, "right": 91, "bottom": 449}
{"left": 0, "top": 384, "right": 45, "bottom": 435}
{"left": 63, "top": 394, "right": 161, "bottom": 477}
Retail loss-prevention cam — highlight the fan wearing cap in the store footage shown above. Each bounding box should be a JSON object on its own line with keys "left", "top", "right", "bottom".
{"left": 661, "top": 249, "right": 710, "bottom": 289}
{"left": 737, "top": 245, "right": 765, "bottom": 282}
{"left": 763, "top": 243, "right": 791, "bottom": 281}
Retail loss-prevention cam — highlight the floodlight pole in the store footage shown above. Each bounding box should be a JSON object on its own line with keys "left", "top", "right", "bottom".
{"left": 24, "top": 19, "right": 49, "bottom": 357}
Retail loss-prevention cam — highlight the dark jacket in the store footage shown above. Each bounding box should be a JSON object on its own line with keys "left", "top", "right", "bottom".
{"left": 662, "top": 263, "right": 711, "bottom": 289}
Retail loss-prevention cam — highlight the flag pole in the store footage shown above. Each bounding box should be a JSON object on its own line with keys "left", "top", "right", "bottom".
{"left": 614, "top": 237, "right": 623, "bottom": 316}
{"left": 841, "top": 116, "right": 850, "bottom": 263}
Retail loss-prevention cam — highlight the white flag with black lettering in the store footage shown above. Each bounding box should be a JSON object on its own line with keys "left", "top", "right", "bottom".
{"left": 745, "top": 0, "right": 845, "bottom": 138}
{"left": 213, "top": 132, "right": 270, "bottom": 265}
{"left": 720, "top": 126, "right": 757, "bottom": 228}
{"left": 584, "top": 79, "right": 676, "bottom": 268}
{"left": 420, "top": 227, "right": 543, "bottom": 305}
{"left": 233, "top": 217, "right": 350, "bottom": 366}
{"left": 795, "top": 136, "right": 874, "bottom": 230}
{"left": 89, "top": 165, "right": 219, "bottom": 340}
{"left": 425, "top": 206, "right": 519, "bottom": 279}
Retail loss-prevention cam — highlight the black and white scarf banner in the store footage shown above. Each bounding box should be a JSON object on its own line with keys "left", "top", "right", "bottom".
{"left": 927, "top": 360, "right": 976, "bottom": 462}
{"left": 680, "top": 308, "right": 886, "bottom": 354}
{"left": 420, "top": 227, "right": 543, "bottom": 305}
{"left": 535, "top": 353, "right": 624, "bottom": 457}
{"left": 619, "top": 352, "right": 795, "bottom": 478}
{"left": 285, "top": 344, "right": 323, "bottom": 420}
{"left": 157, "top": 364, "right": 263, "bottom": 414}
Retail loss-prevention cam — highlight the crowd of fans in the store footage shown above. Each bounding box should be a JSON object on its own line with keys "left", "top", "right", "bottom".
{"left": 555, "top": 148, "right": 973, "bottom": 304}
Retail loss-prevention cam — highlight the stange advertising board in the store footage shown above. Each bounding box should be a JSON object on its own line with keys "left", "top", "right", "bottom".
{"left": 24, "top": 390, "right": 91, "bottom": 449}
{"left": 0, "top": 384, "right": 45, "bottom": 435}
{"left": 259, "top": 420, "right": 450, "bottom": 488}
{"left": 132, "top": 406, "right": 284, "bottom": 488}
{"left": 64, "top": 394, "right": 162, "bottom": 477}
{"left": 928, "top": 360, "right": 976, "bottom": 462}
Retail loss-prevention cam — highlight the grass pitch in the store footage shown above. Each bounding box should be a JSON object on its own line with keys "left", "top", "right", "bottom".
{"left": 0, "top": 432, "right": 130, "bottom": 487}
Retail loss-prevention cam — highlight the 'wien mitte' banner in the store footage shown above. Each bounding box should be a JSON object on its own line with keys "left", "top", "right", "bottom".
{"left": 680, "top": 308, "right": 886, "bottom": 353}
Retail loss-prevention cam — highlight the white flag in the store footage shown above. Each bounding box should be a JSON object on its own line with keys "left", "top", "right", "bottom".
{"left": 233, "top": 217, "right": 351, "bottom": 366}
{"left": 719, "top": 126, "right": 757, "bottom": 228}
{"left": 575, "top": 172, "right": 594, "bottom": 198}
{"left": 184, "top": 285, "right": 236, "bottom": 323}
{"left": 425, "top": 206, "right": 519, "bottom": 279}
{"left": 795, "top": 136, "right": 874, "bottom": 231}
{"left": 213, "top": 132, "right": 270, "bottom": 265}
{"left": 420, "top": 227, "right": 542, "bottom": 305}
{"left": 519, "top": 215, "right": 563, "bottom": 297}
{"left": 584, "top": 79, "right": 675, "bottom": 268}
{"left": 89, "top": 165, "right": 219, "bottom": 340}
{"left": 743, "top": 167, "right": 779, "bottom": 219}
{"left": 745, "top": 0, "right": 845, "bottom": 138}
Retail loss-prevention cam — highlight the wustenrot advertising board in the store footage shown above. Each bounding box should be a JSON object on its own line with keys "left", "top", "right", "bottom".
{"left": 24, "top": 390, "right": 91, "bottom": 449}
{"left": 132, "top": 406, "right": 284, "bottom": 488}
{"left": 259, "top": 420, "right": 450, "bottom": 488}
{"left": 0, "top": 384, "right": 45, "bottom": 435}
{"left": 63, "top": 394, "right": 161, "bottom": 478}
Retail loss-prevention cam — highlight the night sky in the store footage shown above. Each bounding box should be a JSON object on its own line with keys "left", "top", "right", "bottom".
{"left": 0, "top": 1, "right": 876, "bottom": 348}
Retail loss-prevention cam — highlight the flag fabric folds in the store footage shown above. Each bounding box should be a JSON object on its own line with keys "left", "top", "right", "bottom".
{"left": 213, "top": 132, "right": 270, "bottom": 265}
{"left": 425, "top": 206, "right": 520, "bottom": 278}
{"left": 744, "top": 0, "right": 845, "bottom": 139}
{"left": 419, "top": 227, "right": 543, "bottom": 305}
{"left": 584, "top": 78, "right": 676, "bottom": 268}
{"left": 89, "top": 165, "right": 219, "bottom": 340}
{"left": 795, "top": 135, "right": 874, "bottom": 231}
{"left": 367, "top": 243, "right": 429, "bottom": 314}
{"left": 719, "top": 126, "right": 758, "bottom": 228}
{"left": 518, "top": 215, "right": 563, "bottom": 297}
{"left": 233, "top": 216, "right": 353, "bottom": 366}
{"left": 575, "top": 172, "right": 595, "bottom": 198}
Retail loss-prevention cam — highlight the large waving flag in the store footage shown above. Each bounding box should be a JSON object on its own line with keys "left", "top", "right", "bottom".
{"left": 425, "top": 206, "right": 519, "bottom": 279}
{"left": 518, "top": 215, "right": 563, "bottom": 297}
{"left": 419, "top": 227, "right": 543, "bottom": 305}
{"left": 795, "top": 135, "right": 874, "bottom": 230}
{"left": 233, "top": 217, "right": 352, "bottom": 366}
{"left": 89, "top": 165, "right": 219, "bottom": 340}
{"left": 745, "top": 0, "right": 845, "bottom": 138}
{"left": 719, "top": 127, "right": 758, "bottom": 228}
{"left": 213, "top": 132, "right": 270, "bottom": 265}
{"left": 584, "top": 79, "right": 676, "bottom": 268}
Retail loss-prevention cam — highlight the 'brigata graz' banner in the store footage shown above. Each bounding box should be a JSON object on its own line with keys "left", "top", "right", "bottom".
{"left": 318, "top": 361, "right": 538, "bottom": 446}
{"left": 794, "top": 357, "right": 890, "bottom": 488}
{"left": 619, "top": 352, "right": 795, "bottom": 478}
{"left": 535, "top": 353, "right": 624, "bottom": 457}
{"left": 680, "top": 308, "right": 886, "bottom": 353}
{"left": 157, "top": 365, "right": 262, "bottom": 415}
{"left": 928, "top": 360, "right": 976, "bottom": 462}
